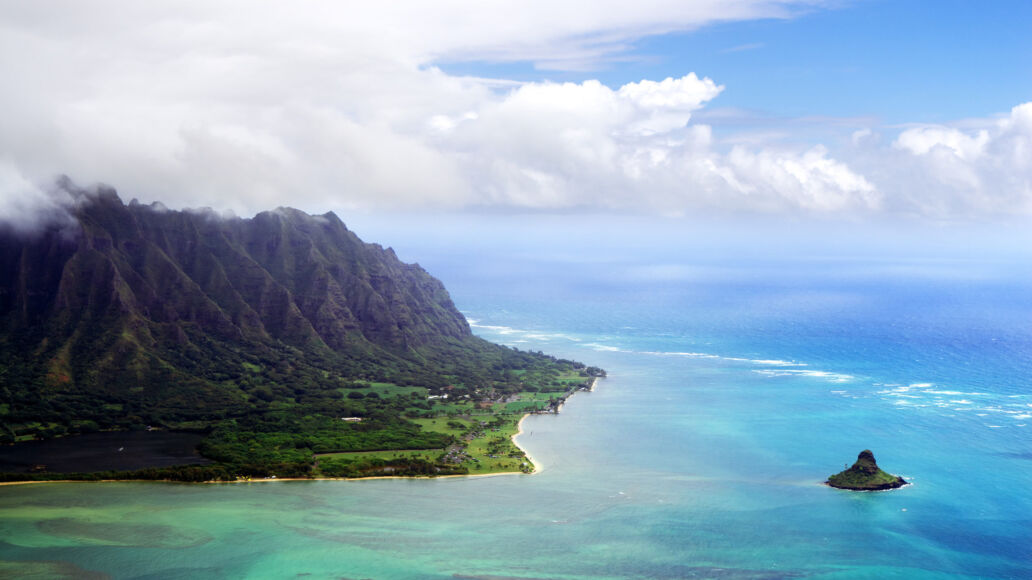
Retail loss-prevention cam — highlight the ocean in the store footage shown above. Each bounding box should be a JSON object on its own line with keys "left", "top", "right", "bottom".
{"left": 1, "top": 220, "right": 1030, "bottom": 579}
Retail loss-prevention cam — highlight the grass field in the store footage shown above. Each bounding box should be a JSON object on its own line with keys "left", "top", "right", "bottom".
{"left": 315, "top": 375, "right": 596, "bottom": 477}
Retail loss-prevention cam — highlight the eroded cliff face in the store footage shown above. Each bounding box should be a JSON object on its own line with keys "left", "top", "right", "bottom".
{"left": 0, "top": 183, "right": 475, "bottom": 424}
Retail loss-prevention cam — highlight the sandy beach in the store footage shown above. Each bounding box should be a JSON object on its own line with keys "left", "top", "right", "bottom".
{"left": 511, "top": 413, "right": 539, "bottom": 474}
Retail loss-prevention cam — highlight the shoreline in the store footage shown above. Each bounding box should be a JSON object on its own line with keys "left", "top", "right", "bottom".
{"left": 553, "top": 375, "right": 597, "bottom": 414}
{"left": 511, "top": 413, "right": 538, "bottom": 474}
{"left": 0, "top": 376, "right": 602, "bottom": 487}
{"left": 512, "top": 375, "right": 599, "bottom": 474}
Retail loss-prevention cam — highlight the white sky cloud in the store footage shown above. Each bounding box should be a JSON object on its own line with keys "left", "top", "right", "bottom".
{"left": 0, "top": 1, "right": 1028, "bottom": 223}
{"left": 875, "top": 103, "right": 1032, "bottom": 217}
{"left": 895, "top": 126, "right": 990, "bottom": 160}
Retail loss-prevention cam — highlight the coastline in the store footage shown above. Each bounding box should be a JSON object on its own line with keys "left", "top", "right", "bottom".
{"left": 511, "top": 413, "right": 538, "bottom": 474}
{"left": 0, "top": 376, "right": 602, "bottom": 487}
{"left": 553, "top": 375, "right": 598, "bottom": 414}
{"left": 0, "top": 472, "right": 526, "bottom": 487}
{"left": 512, "top": 375, "right": 599, "bottom": 474}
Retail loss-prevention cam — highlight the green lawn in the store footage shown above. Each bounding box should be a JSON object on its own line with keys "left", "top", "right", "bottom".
{"left": 310, "top": 373, "right": 594, "bottom": 478}
{"left": 312, "top": 413, "right": 530, "bottom": 477}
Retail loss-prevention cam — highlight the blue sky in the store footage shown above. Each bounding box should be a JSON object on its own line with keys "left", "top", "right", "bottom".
{"left": 442, "top": 1, "right": 1032, "bottom": 123}
{"left": 639, "top": 1, "right": 1030, "bottom": 123}
{"left": 0, "top": 1, "right": 1030, "bottom": 224}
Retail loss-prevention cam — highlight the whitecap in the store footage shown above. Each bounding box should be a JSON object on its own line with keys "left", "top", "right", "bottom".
{"left": 892, "top": 400, "right": 928, "bottom": 407}
{"left": 753, "top": 368, "right": 854, "bottom": 383}
{"left": 643, "top": 351, "right": 721, "bottom": 359}
{"left": 749, "top": 359, "right": 807, "bottom": 367}
{"left": 889, "top": 384, "right": 926, "bottom": 393}
{"left": 470, "top": 323, "right": 521, "bottom": 334}
{"left": 584, "top": 343, "right": 622, "bottom": 352}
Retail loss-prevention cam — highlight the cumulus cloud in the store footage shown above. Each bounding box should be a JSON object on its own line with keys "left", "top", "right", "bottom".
{"left": 725, "top": 146, "right": 879, "bottom": 212}
{"left": 881, "top": 103, "right": 1032, "bottom": 216}
{"left": 617, "top": 74, "right": 723, "bottom": 134}
{"left": 895, "top": 126, "right": 990, "bottom": 161}
{"left": 432, "top": 76, "right": 881, "bottom": 214}
{"left": 0, "top": 1, "right": 1027, "bottom": 222}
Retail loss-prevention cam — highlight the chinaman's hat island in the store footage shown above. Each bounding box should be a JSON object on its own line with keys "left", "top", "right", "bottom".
{"left": 827, "top": 450, "right": 907, "bottom": 491}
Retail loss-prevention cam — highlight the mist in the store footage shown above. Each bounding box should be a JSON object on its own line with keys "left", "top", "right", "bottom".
{"left": 345, "top": 211, "right": 1032, "bottom": 286}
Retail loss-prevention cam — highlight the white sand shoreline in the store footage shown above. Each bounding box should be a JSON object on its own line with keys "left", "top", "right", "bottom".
{"left": 512, "top": 413, "right": 539, "bottom": 474}
{"left": 512, "top": 375, "right": 600, "bottom": 474}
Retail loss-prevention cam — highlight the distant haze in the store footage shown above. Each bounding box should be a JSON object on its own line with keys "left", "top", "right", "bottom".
{"left": 344, "top": 212, "right": 1032, "bottom": 282}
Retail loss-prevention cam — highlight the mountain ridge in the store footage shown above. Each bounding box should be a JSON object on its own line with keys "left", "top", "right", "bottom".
{"left": 1, "top": 181, "right": 588, "bottom": 451}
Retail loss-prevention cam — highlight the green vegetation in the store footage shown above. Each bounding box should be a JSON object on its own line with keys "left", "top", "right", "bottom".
{"left": 0, "top": 465, "right": 234, "bottom": 484}
{"left": 0, "top": 361, "right": 600, "bottom": 482}
{"left": 0, "top": 185, "right": 605, "bottom": 481}
{"left": 827, "top": 450, "right": 907, "bottom": 491}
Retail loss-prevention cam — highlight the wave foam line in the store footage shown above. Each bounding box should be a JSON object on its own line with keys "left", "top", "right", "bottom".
{"left": 749, "top": 359, "right": 808, "bottom": 367}
{"left": 468, "top": 320, "right": 587, "bottom": 344}
{"left": 752, "top": 369, "right": 854, "bottom": 383}
{"left": 584, "top": 343, "right": 624, "bottom": 352}
{"left": 641, "top": 351, "right": 721, "bottom": 359}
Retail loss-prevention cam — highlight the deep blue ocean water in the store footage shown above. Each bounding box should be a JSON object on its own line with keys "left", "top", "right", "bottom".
{"left": 1, "top": 223, "right": 1030, "bottom": 578}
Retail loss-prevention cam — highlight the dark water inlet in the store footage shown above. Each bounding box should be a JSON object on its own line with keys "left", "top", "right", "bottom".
{"left": 0, "top": 431, "right": 212, "bottom": 473}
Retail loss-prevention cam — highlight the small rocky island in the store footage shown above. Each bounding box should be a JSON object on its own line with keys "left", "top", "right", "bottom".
{"left": 827, "top": 450, "right": 907, "bottom": 491}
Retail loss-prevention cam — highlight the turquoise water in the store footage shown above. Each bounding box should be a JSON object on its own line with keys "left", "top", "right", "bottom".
{"left": 2, "top": 242, "right": 1031, "bottom": 578}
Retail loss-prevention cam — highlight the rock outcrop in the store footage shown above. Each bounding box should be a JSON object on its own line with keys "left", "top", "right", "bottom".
{"left": 827, "top": 450, "right": 907, "bottom": 490}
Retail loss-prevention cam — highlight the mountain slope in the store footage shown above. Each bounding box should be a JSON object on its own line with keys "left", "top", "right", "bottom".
{"left": 0, "top": 182, "right": 584, "bottom": 446}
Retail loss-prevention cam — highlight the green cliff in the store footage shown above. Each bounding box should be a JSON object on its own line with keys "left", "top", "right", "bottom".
{"left": 0, "top": 181, "right": 602, "bottom": 479}
{"left": 827, "top": 450, "right": 907, "bottom": 491}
